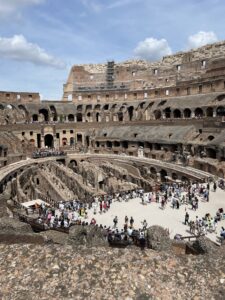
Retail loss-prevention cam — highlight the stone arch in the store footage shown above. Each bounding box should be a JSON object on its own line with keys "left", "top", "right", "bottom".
{"left": 32, "top": 114, "right": 38, "bottom": 122}
{"left": 173, "top": 109, "right": 181, "bottom": 118}
{"left": 206, "top": 107, "right": 213, "bottom": 117}
{"left": 128, "top": 106, "right": 134, "bottom": 121}
{"left": 206, "top": 148, "right": 217, "bottom": 159}
{"left": 76, "top": 113, "right": 83, "bottom": 122}
{"left": 86, "top": 112, "right": 92, "bottom": 122}
{"left": 164, "top": 107, "right": 171, "bottom": 118}
{"left": 160, "top": 169, "right": 167, "bottom": 181}
{"left": 153, "top": 110, "right": 161, "bottom": 120}
{"left": 183, "top": 108, "right": 191, "bottom": 118}
{"left": 96, "top": 112, "right": 101, "bottom": 122}
{"left": 86, "top": 105, "right": 92, "bottom": 111}
{"left": 68, "top": 114, "right": 75, "bottom": 122}
{"left": 18, "top": 105, "right": 28, "bottom": 119}
{"left": 117, "top": 112, "right": 123, "bottom": 122}
{"left": 194, "top": 107, "right": 204, "bottom": 118}
{"left": 44, "top": 134, "right": 54, "bottom": 148}
{"left": 172, "top": 173, "right": 178, "bottom": 180}
{"left": 150, "top": 167, "right": 157, "bottom": 175}
{"left": 94, "top": 104, "right": 101, "bottom": 111}
{"left": 216, "top": 106, "right": 225, "bottom": 116}
{"left": 39, "top": 108, "right": 49, "bottom": 122}
{"left": 50, "top": 105, "right": 57, "bottom": 121}
{"left": 181, "top": 176, "right": 189, "bottom": 183}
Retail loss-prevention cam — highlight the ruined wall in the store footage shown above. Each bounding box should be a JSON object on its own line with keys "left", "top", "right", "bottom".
{"left": 0, "top": 91, "right": 40, "bottom": 104}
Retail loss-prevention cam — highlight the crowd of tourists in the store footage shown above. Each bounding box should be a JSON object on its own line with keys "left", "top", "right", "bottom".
{"left": 28, "top": 180, "right": 225, "bottom": 244}
{"left": 32, "top": 149, "right": 66, "bottom": 159}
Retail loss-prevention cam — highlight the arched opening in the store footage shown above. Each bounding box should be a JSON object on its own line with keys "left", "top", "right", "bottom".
{"left": 77, "top": 134, "right": 82, "bottom": 143}
{"left": 68, "top": 114, "right": 75, "bottom": 122}
{"left": 0, "top": 104, "right": 4, "bottom": 110}
{"left": 86, "top": 105, "right": 92, "bottom": 111}
{"left": 128, "top": 106, "right": 134, "bottom": 121}
{"left": 32, "top": 114, "right": 38, "bottom": 122}
{"left": 62, "top": 137, "right": 67, "bottom": 146}
{"left": 77, "top": 105, "right": 82, "bottom": 111}
{"left": 206, "top": 148, "right": 217, "bottom": 159}
{"left": 50, "top": 105, "right": 57, "bottom": 121}
{"left": 160, "top": 169, "right": 167, "bottom": 181}
{"left": 39, "top": 108, "right": 49, "bottom": 122}
{"left": 194, "top": 107, "right": 204, "bottom": 118}
{"left": 172, "top": 173, "right": 178, "bottom": 180}
{"left": 153, "top": 110, "right": 161, "bottom": 120}
{"left": 77, "top": 113, "right": 83, "bottom": 122}
{"left": 206, "top": 107, "right": 213, "bottom": 117}
{"left": 106, "top": 141, "right": 112, "bottom": 148}
{"left": 118, "top": 112, "right": 123, "bottom": 122}
{"left": 164, "top": 107, "right": 171, "bottom": 118}
{"left": 216, "top": 106, "right": 225, "bottom": 116}
{"left": 183, "top": 108, "right": 191, "bottom": 118}
{"left": 150, "top": 167, "right": 157, "bottom": 179}
{"left": 173, "top": 109, "right": 181, "bottom": 118}
{"left": 44, "top": 134, "right": 54, "bottom": 148}
{"left": 114, "top": 141, "right": 120, "bottom": 147}
{"left": 18, "top": 105, "right": 28, "bottom": 119}
{"left": 70, "top": 137, "right": 74, "bottom": 146}
{"left": 86, "top": 136, "right": 90, "bottom": 147}
{"left": 122, "top": 141, "right": 128, "bottom": 148}
{"left": 96, "top": 112, "right": 100, "bottom": 122}
{"left": 181, "top": 176, "right": 189, "bottom": 183}
{"left": 86, "top": 112, "right": 92, "bottom": 122}
{"left": 208, "top": 135, "right": 215, "bottom": 141}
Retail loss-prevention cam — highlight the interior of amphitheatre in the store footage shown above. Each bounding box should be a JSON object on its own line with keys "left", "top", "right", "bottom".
{"left": 1, "top": 41, "right": 225, "bottom": 248}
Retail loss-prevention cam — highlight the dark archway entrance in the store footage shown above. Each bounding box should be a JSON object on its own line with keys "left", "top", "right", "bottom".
{"left": 44, "top": 134, "right": 54, "bottom": 148}
{"left": 39, "top": 108, "right": 49, "bottom": 122}
{"left": 128, "top": 106, "right": 134, "bottom": 121}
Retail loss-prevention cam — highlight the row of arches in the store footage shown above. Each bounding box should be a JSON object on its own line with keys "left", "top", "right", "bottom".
{"left": 30, "top": 106, "right": 225, "bottom": 124}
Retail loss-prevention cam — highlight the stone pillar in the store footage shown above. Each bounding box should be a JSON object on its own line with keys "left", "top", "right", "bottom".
{"left": 213, "top": 109, "right": 217, "bottom": 118}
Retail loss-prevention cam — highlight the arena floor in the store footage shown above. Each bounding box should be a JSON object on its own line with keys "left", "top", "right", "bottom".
{"left": 87, "top": 185, "right": 225, "bottom": 244}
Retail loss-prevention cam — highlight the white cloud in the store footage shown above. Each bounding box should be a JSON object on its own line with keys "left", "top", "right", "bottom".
{"left": 0, "top": 0, "right": 45, "bottom": 18}
{"left": 0, "top": 35, "right": 66, "bottom": 69}
{"left": 187, "top": 31, "right": 218, "bottom": 49}
{"left": 134, "top": 37, "right": 172, "bottom": 61}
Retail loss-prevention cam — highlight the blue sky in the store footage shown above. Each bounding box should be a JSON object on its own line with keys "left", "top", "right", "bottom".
{"left": 0, "top": 0, "right": 224, "bottom": 99}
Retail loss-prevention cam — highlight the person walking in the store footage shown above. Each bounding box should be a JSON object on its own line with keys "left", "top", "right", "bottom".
{"left": 130, "top": 217, "right": 134, "bottom": 228}
{"left": 184, "top": 212, "right": 189, "bottom": 225}
{"left": 113, "top": 216, "right": 118, "bottom": 228}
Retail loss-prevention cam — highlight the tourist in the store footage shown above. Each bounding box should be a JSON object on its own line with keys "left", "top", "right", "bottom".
{"left": 184, "top": 212, "right": 189, "bottom": 225}
{"left": 142, "top": 219, "right": 148, "bottom": 230}
{"left": 130, "top": 217, "right": 134, "bottom": 228}
{"left": 113, "top": 216, "right": 118, "bottom": 228}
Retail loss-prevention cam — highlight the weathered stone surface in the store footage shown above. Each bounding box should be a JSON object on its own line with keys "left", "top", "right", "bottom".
{"left": 146, "top": 225, "right": 172, "bottom": 251}
{"left": 0, "top": 217, "right": 33, "bottom": 234}
{"left": 0, "top": 244, "right": 224, "bottom": 299}
{"left": 68, "top": 225, "right": 108, "bottom": 247}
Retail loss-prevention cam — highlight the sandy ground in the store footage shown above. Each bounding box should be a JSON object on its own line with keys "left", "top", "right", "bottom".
{"left": 87, "top": 184, "right": 225, "bottom": 244}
